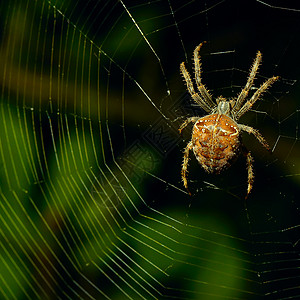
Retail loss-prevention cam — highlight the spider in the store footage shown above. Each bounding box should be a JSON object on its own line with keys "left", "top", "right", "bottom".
{"left": 179, "top": 42, "right": 278, "bottom": 198}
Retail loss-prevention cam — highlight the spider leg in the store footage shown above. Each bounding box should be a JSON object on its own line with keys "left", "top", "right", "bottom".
{"left": 179, "top": 117, "right": 199, "bottom": 134}
{"left": 235, "top": 76, "right": 279, "bottom": 120}
{"left": 182, "top": 141, "right": 193, "bottom": 195}
{"left": 180, "top": 62, "right": 211, "bottom": 113}
{"left": 239, "top": 124, "right": 270, "bottom": 151}
{"left": 233, "top": 51, "right": 262, "bottom": 115}
{"left": 193, "top": 42, "right": 216, "bottom": 109}
{"left": 243, "top": 148, "right": 254, "bottom": 199}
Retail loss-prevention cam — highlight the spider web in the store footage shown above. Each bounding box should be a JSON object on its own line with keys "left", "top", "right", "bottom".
{"left": 0, "top": 0, "right": 300, "bottom": 299}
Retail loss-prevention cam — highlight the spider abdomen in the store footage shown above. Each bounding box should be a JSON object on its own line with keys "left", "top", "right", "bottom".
{"left": 192, "top": 114, "right": 240, "bottom": 174}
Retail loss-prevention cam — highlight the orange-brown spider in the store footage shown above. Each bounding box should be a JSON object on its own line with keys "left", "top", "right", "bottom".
{"left": 179, "top": 42, "right": 278, "bottom": 198}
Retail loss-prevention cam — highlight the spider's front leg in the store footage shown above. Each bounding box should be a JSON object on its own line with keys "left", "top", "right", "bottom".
{"left": 233, "top": 51, "right": 262, "bottom": 115}
{"left": 193, "top": 42, "right": 215, "bottom": 109}
{"left": 235, "top": 76, "right": 279, "bottom": 120}
{"left": 180, "top": 62, "right": 212, "bottom": 113}
{"left": 182, "top": 141, "right": 193, "bottom": 195}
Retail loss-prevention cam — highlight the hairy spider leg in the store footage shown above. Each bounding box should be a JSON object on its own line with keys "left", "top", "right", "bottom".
{"left": 178, "top": 117, "right": 199, "bottom": 134}
{"left": 235, "top": 76, "right": 279, "bottom": 120}
{"left": 239, "top": 124, "right": 270, "bottom": 151}
{"left": 193, "top": 42, "right": 216, "bottom": 109}
{"left": 180, "top": 62, "right": 212, "bottom": 113}
{"left": 233, "top": 51, "right": 262, "bottom": 115}
{"left": 244, "top": 149, "right": 254, "bottom": 199}
{"left": 182, "top": 141, "right": 193, "bottom": 195}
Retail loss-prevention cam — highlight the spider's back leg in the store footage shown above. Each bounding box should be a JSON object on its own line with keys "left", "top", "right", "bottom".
{"left": 182, "top": 140, "right": 193, "bottom": 195}
{"left": 244, "top": 149, "right": 254, "bottom": 199}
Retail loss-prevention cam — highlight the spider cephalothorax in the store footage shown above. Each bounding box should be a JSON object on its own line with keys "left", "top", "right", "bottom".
{"left": 179, "top": 42, "right": 278, "bottom": 198}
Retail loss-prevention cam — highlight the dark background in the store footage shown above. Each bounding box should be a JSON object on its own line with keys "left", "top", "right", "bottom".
{"left": 0, "top": 0, "right": 300, "bottom": 299}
